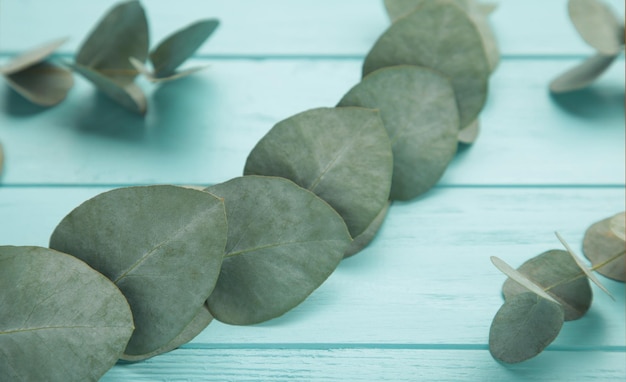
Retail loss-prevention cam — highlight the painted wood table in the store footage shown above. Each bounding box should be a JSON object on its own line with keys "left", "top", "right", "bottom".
{"left": 1, "top": 0, "right": 624, "bottom": 380}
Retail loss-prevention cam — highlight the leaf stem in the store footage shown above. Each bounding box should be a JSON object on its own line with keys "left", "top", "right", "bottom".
{"left": 544, "top": 248, "right": 625, "bottom": 292}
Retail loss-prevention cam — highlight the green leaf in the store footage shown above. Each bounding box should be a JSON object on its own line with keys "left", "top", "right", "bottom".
{"left": 609, "top": 211, "right": 625, "bottom": 241}
{"left": 458, "top": 119, "right": 480, "bottom": 144}
{"left": 150, "top": 19, "right": 219, "bottom": 79}
{"left": 70, "top": 63, "right": 147, "bottom": 115}
{"left": 583, "top": 213, "right": 626, "bottom": 282}
{"left": 0, "top": 246, "right": 134, "bottom": 381}
{"left": 4, "top": 61, "right": 74, "bottom": 106}
{"left": 244, "top": 107, "right": 393, "bottom": 238}
{"left": 502, "top": 250, "right": 592, "bottom": 321}
{"left": 339, "top": 66, "right": 459, "bottom": 200}
{"left": 49, "top": 185, "right": 227, "bottom": 357}
{"left": 344, "top": 201, "right": 391, "bottom": 258}
{"left": 205, "top": 176, "right": 352, "bottom": 325}
{"left": 489, "top": 292, "right": 564, "bottom": 364}
{"left": 490, "top": 256, "right": 559, "bottom": 304}
{"left": 365, "top": 0, "right": 489, "bottom": 128}
{"left": 0, "top": 37, "right": 68, "bottom": 75}
{"left": 568, "top": 0, "right": 624, "bottom": 55}
{"left": 75, "top": 0, "right": 149, "bottom": 84}
{"left": 549, "top": 54, "right": 617, "bottom": 93}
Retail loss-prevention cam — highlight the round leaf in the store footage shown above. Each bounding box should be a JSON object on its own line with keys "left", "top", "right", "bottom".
{"left": 49, "top": 185, "right": 227, "bottom": 357}
{"left": 502, "top": 250, "right": 592, "bottom": 320}
{"left": 610, "top": 212, "right": 625, "bottom": 241}
{"left": 339, "top": 66, "right": 459, "bottom": 200}
{"left": 458, "top": 119, "right": 480, "bottom": 144}
{"left": 344, "top": 201, "right": 391, "bottom": 257}
{"left": 0, "top": 37, "right": 68, "bottom": 75}
{"left": 244, "top": 107, "right": 393, "bottom": 238}
{"left": 150, "top": 19, "right": 219, "bottom": 79}
{"left": 365, "top": 0, "right": 490, "bottom": 127}
{"left": 568, "top": 0, "right": 624, "bottom": 55}
{"left": 549, "top": 54, "right": 617, "bottom": 93}
{"left": 76, "top": 0, "right": 149, "bottom": 84}
{"left": 0, "top": 246, "right": 134, "bottom": 381}
{"left": 70, "top": 63, "right": 147, "bottom": 114}
{"left": 205, "top": 176, "right": 352, "bottom": 325}
{"left": 489, "top": 292, "right": 564, "bottom": 364}
{"left": 583, "top": 213, "right": 626, "bottom": 281}
{"left": 4, "top": 61, "right": 74, "bottom": 106}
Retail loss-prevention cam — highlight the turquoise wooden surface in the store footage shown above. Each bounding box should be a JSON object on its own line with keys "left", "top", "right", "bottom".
{"left": 1, "top": 0, "right": 624, "bottom": 381}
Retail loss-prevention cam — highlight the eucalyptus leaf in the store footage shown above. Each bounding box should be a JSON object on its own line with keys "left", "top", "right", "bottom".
{"left": 70, "top": 63, "right": 147, "bottom": 114}
{"left": 479, "top": 2, "right": 498, "bottom": 15}
{"left": 0, "top": 37, "right": 68, "bottom": 75}
{"left": 121, "top": 303, "right": 213, "bottom": 361}
{"left": 130, "top": 57, "right": 209, "bottom": 83}
{"left": 0, "top": 246, "right": 134, "bottom": 381}
{"left": 458, "top": 119, "right": 480, "bottom": 144}
{"left": 555, "top": 232, "right": 613, "bottom": 299}
{"left": 49, "top": 185, "right": 227, "bottom": 357}
{"left": 490, "top": 256, "right": 559, "bottom": 304}
{"left": 568, "top": 0, "right": 624, "bottom": 55}
{"left": 609, "top": 212, "right": 625, "bottom": 241}
{"left": 344, "top": 201, "right": 391, "bottom": 257}
{"left": 4, "top": 61, "right": 74, "bottom": 106}
{"left": 150, "top": 19, "right": 219, "bottom": 79}
{"left": 76, "top": 0, "right": 149, "bottom": 84}
{"left": 549, "top": 54, "right": 617, "bottom": 93}
{"left": 489, "top": 292, "right": 564, "bottom": 364}
{"left": 502, "top": 250, "right": 592, "bottom": 320}
{"left": 583, "top": 213, "right": 626, "bottom": 281}
{"left": 205, "top": 176, "right": 352, "bottom": 325}
{"left": 339, "top": 66, "right": 459, "bottom": 200}
{"left": 244, "top": 107, "right": 393, "bottom": 238}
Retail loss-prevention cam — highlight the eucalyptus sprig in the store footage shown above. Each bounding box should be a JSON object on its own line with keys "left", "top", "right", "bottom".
{"left": 489, "top": 212, "right": 625, "bottom": 364}
{"left": 550, "top": 0, "right": 625, "bottom": 93}
{"left": 1, "top": 0, "right": 501, "bottom": 379}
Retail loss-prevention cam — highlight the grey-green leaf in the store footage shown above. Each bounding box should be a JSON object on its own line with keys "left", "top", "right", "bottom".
{"left": 49, "top": 185, "right": 227, "bottom": 357}
{"left": 4, "top": 61, "right": 74, "bottom": 106}
{"left": 502, "top": 250, "right": 592, "bottom": 320}
{"left": 549, "top": 54, "right": 617, "bottom": 93}
{"left": 0, "top": 246, "right": 134, "bottom": 381}
{"left": 583, "top": 213, "right": 626, "bottom": 281}
{"left": 244, "top": 107, "right": 393, "bottom": 238}
{"left": 206, "top": 176, "right": 352, "bottom": 325}
{"left": 150, "top": 19, "right": 219, "bottom": 79}
{"left": 365, "top": 0, "right": 489, "bottom": 127}
{"left": 458, "top": 119, "right": 480, "bottom": 144}
{"left": 568, "top": 0, "right": 624, "bottom": 55}
{"left": 610, "top": 212, "right": 625, "bottom": 241}
{"left": 0, "top": 37, "right": 68, "bottom": 75}
{"left": 70, "top": 63, "right": 147, "bottom": 114}
{"left": 130, "top": 56, "right": 209, "bottom": 83}
{"left": 76, "top": 0, "right": 148, "bottom": 84}
{"left": 344, "top": 201, "right": 391, "bottom": 257}
{"left": 489, "top": 292, "right": 564, "bottom": 364}
{"left": 339, "top": 66, "right": 459, "bottom": 200}
{"left": 491, "top": 256, "right": 559, "bottom": 304}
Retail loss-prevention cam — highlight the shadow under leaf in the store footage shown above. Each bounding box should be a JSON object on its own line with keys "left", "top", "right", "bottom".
{"left": 74, "top": 92, "right": 146, "bottom": 141}
{"left": 550, "top": 86, "right": 625, "bottom": 122}
{"left": 2, "top": 85, "right": 51, "bottom": 117}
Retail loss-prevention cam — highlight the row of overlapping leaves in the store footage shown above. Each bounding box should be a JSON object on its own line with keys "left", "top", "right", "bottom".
{"left": 2, "top": 0, "right": 497, "bottom": 380}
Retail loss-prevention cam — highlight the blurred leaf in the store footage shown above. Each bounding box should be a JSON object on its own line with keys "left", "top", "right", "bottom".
{"left": 49, "top": 185, "right": 227, "bottom": 358}
{"left": 568, "top": 0, "right": 624, "bottom": 55}
{"left": 130, "top": 56, "right": 209, "bottom": 83}
{"left": 340, "top": 66, "right": 459, "bottom": 200}
{"left": 244, "top": 107, "right": 393, "bottom": 238}
{"left": 610, "top": 212, "right": 625, "bottom": 241}
{"left": 0, "top": 37, "right": 68, "bottom": 75}
{"left": 489, "top": 292, "right": 564, "bottom": 363}
{"left": 502, "top": 250, "right": 592, "bottom": 320}
{"left": 479, "top": 2, "right": 498, "bottom": 15}
{"left": 206, "top": 176, "right": 351, "bottom": 325}
{"left": 70, "top": 63, "right": 147, "bottom": 114}
{"left": 458, "top": 119, "right": 480, "bottom": 144}
{"left": 583, "top": 213, "right": 626, "bottom": 281}
{"left": 4, "top": 61, "right": 74, "bottom": 106}
{"left": 365, "top": 0, "right": 490, "bottom": 128}
{"left": 150, "top": 19, "right": 219, "bottom": 79}
{"left": 550, "top": 54, "right": 617, "bottom": 93}
{"left": 76, "top": 0, "right": 149, "bottom": 84}
{"left": 491, "top": 256, "right": 559, "bottom": 303}
{"left": 344, "top": 201, "right": 391, "bottom": 257}
{"left": 0, "top": 246, "right": 134, "bottom": 381}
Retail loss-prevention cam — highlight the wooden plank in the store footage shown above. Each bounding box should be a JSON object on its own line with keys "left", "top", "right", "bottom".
{"left": 101, "top": 348, "right": 626, "bottom": 381}
{"left": 0, "top": 58, "right": 623, "bottom": 186}
{"left": 1, "top": 187, "right": 623, "bottom": 348}
{"left": 0, "top": 0, "right": 624, "bottom": 57}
